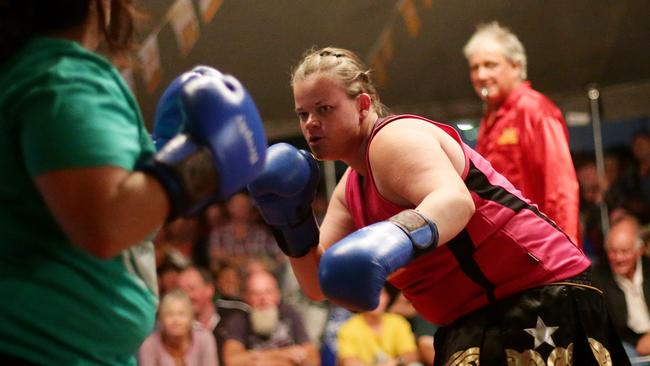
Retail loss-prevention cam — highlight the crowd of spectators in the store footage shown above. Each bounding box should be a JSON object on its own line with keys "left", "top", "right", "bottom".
{"left": 145, "top": 190, "right": 435, "bottom": 366}
{"left": 575, "top": 131, "right": 650, "bottom": 264}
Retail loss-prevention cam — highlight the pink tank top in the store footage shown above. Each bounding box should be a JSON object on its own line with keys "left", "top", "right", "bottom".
{"left": 345, "top": 115, "right": 590, "bottom": 325}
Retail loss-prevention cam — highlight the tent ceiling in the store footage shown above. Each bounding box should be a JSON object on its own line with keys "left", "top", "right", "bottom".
{"left": 135, "top": 0, "right": 650, "bottom": 139}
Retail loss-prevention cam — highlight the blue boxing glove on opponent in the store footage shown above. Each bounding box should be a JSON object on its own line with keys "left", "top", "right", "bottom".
{"left": 247, "top": 143, "right": 320, "bottom": 258}
{"left": 319, "top": 209, "right": 439, "bottom": 311}
{"left": 139, "top": 67, "right": 267, "bottom": 219}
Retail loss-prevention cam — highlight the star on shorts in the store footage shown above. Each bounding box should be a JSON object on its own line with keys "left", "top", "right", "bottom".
{"left": 524, "top": 316, "right": 559, "bottom": 349}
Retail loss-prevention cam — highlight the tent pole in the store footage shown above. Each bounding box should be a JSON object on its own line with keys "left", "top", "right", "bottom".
{"left": 587, "top": 84, "right": 610, "bottom": 237}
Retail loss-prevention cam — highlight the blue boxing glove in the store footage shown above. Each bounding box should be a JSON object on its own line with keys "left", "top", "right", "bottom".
{"left": 139, "top": 68, "right": 267, "bottom": 219}
{"left": 319, "top": 210, "right": 439, "bottom": 311}
{"left": 151, "top": 66, "right": 223, "bottom": 150}
{"left": 247, "top": 143, "right": 320, "bottom": 258}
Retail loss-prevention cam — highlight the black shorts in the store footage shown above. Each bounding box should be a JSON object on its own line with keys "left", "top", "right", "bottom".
{"left": 433, "top": 275, "right": 630, "bottom": 365}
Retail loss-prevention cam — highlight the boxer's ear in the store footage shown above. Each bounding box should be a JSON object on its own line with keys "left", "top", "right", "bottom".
{"left": 357, "top": 93, "right": 371, "bottom": 118}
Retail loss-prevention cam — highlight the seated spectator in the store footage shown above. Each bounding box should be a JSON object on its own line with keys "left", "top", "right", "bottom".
{"left": 139, "top": 289, "right": 218, "bottom": 366}
{"left": 320, "top": 306, "right": 353, "bottom": 366}
{"left": 214, "top": 262, "right": 244, "bottom": 301}
{"left": 205, "top": 202, "right": 228, "bottom": 229}
{"left": 178, "top": 265, "right": 221, "bottom": 332}
{"left": 220, "top": 270, "right": 320, "bottom": 366}
{"left": 243, "top": 256, "right": 277, "bottom": 278}
{"left": 213, "top": 262, "right": 250, "bottom": 327}
{"left": 594, "top": 215, "right": 650, "bottom": 364}
{"left": 337, "top": 287, "right": 419, "bottom": 366}
{"left": 208, "top": 192, "right": 284, "bottom": 271}
{"left": 575, "top": 158, "right": 608, "bottom": 262}
{"left": 604, "top": 145, "right": 649, "bottom": 224}
{"left": 388, "top": 292, "right": 437, "bottom": 365}
{"left": 178, "top": 265, "right": 248, "bottom": 366}
{"left": 632, "top": 131, "right": 650, "bottom": 222}
{"left": 157, "top": 250, "right": 189, "bottom": 297}
{"left": 604, "top": 148, "right": 632, "bottom": 209}
{"left": 641, "top": 224, "right": 650, "bottom": 258}
{"left": 410, "top": 315, "right": 436, "bottom": 366}
{"left": 156, "top": 217, "right": 203, "bottom": 262}
{"left": 195, "top": 203, "right": 228, "bottom": 270}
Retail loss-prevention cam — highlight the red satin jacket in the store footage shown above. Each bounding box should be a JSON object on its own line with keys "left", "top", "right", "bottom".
{"left": 475, "top": 82, "right": 580, "bottom": 245}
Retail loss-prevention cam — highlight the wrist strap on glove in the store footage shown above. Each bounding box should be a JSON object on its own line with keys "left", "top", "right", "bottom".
{"left": 271, "top": 212, "right": 319, "bottom": 258}
{"left": 138, "top": 134, "right": 220, "bottom": 220}
{"left": 388, "top": 209, "right": 439, "bottom": 256}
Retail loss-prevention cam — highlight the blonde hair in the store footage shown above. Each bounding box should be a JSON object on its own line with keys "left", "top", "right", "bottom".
{"left": 291, "top": 47, "right": 390, "bottom": 117}
{"left": 463, "top": 21, "right": 527, "bottom": 80}
{"left": 159, "top": 289, "right": 194, "bottom": 320}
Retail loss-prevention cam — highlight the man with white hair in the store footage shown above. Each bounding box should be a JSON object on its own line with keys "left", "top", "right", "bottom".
{"left": 594, "top": 216, "right": 650, "bottom": 363}
{"left": 220, "top": 270, "right": 320, "bottom": 366}
{"left": 464, "top": 21, "right": 580, "bottom": 245}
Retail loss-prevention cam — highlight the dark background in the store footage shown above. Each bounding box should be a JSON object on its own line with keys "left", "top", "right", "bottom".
{"left": 133, "top": 0, "right": 650, "bottom": 149}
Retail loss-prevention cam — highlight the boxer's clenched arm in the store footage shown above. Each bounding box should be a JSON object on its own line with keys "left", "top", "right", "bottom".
{"left": 370, "top": 118, "right": 475, "bottom": 245}
{"left": 36, "top": 67, "right": 267, "bottom": 259}
{"left": 318, "top": 118, "right": 474, "bottom": 311}
{"left": 36, "top": 167, "right": 169, "bottom": 258}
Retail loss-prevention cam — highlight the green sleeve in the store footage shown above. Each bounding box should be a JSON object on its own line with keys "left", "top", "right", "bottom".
{"left": 17, "top": 61, "right": 145, "bottom": 176}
